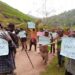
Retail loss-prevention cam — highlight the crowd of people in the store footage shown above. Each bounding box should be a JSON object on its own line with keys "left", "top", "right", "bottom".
{"left": 0, "top": 23, "right": 75, "bottom": 75}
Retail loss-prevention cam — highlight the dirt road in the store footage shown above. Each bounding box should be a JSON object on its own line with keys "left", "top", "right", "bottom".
{"left": 15, "top": 47, "right": 54, "bottom": 75}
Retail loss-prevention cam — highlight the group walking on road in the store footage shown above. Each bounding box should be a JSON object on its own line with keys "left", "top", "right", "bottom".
{"left": 0, "top": 23, "right": 75, "bottom": 75}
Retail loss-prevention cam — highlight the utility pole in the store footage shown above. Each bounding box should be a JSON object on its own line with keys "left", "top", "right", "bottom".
{"left": 44, "top": 0, "right": 50, "bottom": 25}
{"left": 44, "top": 0, "right": 47, "bottom": 25}
{"left": 43, "top": 0, "right": 56, "bottom": 26}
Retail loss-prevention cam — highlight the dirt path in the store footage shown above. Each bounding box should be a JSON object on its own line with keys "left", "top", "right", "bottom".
{"left": 15, "top": 47, "right": 54, "bottom": 75}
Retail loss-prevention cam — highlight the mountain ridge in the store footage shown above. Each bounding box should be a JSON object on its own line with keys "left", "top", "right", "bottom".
{"left": 42, "top": 9, "right": 75, "bottom": 26}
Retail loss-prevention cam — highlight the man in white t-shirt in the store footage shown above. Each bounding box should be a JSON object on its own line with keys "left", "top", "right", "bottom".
{"left": 18, "top": 28, "right": 27, "bottom": 50}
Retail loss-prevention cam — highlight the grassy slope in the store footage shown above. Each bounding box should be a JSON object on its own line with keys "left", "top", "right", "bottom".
{"left": 40, "top": 57, "right": 65, "bottom": 75}
{"left": 0, "top": 1, "right": 34, "bottom": 27}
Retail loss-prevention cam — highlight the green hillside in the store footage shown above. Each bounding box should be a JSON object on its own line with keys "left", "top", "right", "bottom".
{"left": 42, "top": 9, "right": 75, "bottom": 28}
{"left": 0, "top": 1, "right": 34, "bottom": 27}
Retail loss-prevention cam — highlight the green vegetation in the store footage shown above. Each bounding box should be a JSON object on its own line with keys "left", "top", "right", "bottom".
{"left": 42, "top": 9, "right": 75, "bottom": 29}
{"left": 40, "top": 57, "right": 65, "bottom": 75}
{"left": 1, "top": 1, "right": 75, "bottom": 30}
{"left": 0, "top": 1, "right": 34, "bottom": 27}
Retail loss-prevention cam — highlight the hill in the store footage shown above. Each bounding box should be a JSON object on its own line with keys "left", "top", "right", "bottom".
{"left": 42, "top": 9, "right": 75, "bottom": 27}
{"left": 0, "top": 1, "right": 34, "bottom": 27}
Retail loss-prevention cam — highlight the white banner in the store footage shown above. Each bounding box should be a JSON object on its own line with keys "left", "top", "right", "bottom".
{"left": 38, "top": 36, "right": 50, "bottom": 45}
{"left": 28, "top": 22, "right": 35, "bottom": 28}
{"left": 60, "top": 37, "right": 75, "bottom": 59}
{"left": 0, "top": 38, "right": 9, "bottom": 56}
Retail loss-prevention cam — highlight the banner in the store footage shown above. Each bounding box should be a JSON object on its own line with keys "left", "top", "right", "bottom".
{"left": 38, "top": 36, "right": 50, "bottom": 45}
{"left": 28, "top": 22, "right": 35, "bottom": 28}
{"left": 60, "top": 37, "right": 75, "bottom": 59}
{"left": 0, "top": 38, "right": 9, "bottom": 56}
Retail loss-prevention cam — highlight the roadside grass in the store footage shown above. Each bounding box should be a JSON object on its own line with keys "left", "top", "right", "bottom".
{"left": 40, "top": 56, "right": 65, "bottom": 75}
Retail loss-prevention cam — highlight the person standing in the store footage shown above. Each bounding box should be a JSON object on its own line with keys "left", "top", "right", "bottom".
{"left": 57, "top": 30, "right": 65, "bottom": 67}
{"left": 65, "top": 31, "right": 75, "bottom": 75}
{"left": 18, "top": 28, "right": 27, "bottom": 50}
{"left": 50, "top": 33, "right": 54, "bottom": 53}
{"left": 0, "top": 23, "right": 16, "bottom": 75}
{"left": 39, "top": 31, "right": 50, "bottom": 64}
{"left": 50, "top": 30, "right": 58, "bottom": 54}
{"left": 29, "top": 29, "right": 37, "bottom": 51}
{"left": 7, "top": 23, "right": 17, "bottom": 54}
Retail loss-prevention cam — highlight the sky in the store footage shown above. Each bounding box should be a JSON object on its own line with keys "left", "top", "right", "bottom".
{"left": 1, "top": 0, "right": 75, "bottom": 18}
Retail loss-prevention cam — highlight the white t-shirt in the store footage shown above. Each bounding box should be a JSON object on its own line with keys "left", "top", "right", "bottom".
{"left": 52, "top": 32, "right": 58, "bottom": 39}
{"left": 18, "top": 30, "right": 26, "bottom": 38}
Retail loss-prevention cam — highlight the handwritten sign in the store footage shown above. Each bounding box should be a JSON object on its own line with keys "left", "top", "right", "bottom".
{"left": 28, "top": 22, "right": 35, "bottom": 28}
{"left": 38, "top": 36, "right": 50, "bottom": 45}
{"left": 0, "top": 38, "right": 9, "bottom": 56}
{"left": 60, "top": 37, "right": 75, "bottom": 59}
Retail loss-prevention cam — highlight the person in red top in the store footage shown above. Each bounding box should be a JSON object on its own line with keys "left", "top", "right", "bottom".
{"left": 29, "top": 29, "right": 37, "bottom": 51}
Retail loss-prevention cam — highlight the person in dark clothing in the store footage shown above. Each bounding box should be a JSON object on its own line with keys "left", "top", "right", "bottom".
{"left": 50, "top": 33, "right": 55, "bottom": 53}
{"left": 57, "top": 30, "right": 65, "bottom": 67}
{"left": 15, "top": 28, "right": 20, "bottom": 48}
{"left": 8, "top": 23, "right": 18, "bottom": 48}
{"left": 8, "top": 23, "right": 18, "bottom": 43}
{"left": 65, "top": 70, "right": 73, "bottom": 75}
{"left": 50, "top": 30, "right": 57, "bottom": 54}
{"left": 0, "top": 23, "right": 16, "bottom": 75}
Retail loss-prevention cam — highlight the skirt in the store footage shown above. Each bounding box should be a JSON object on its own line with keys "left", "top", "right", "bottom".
{"left": 0, "top": 52, "right": 16, "bottom": 74}
{"left": 20, "top": 37, "right": 27, "bottom": 42}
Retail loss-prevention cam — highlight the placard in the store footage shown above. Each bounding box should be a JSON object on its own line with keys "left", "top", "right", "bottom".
{"left": 38, "top": 36, "right": 50, "bottom": 45}
{"left": 0, "top": 38, "right": 9, "bottom": 56}
{"left": 60, "top": 37, "right": 75, "bottom": 59}
{"left": 28, "top": 22, "right": 35, "bottom": 28}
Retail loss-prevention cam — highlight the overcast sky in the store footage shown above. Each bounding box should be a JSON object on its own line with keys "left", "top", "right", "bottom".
{"left": 1, "top": 0, "right": 75, "bottom": 18}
